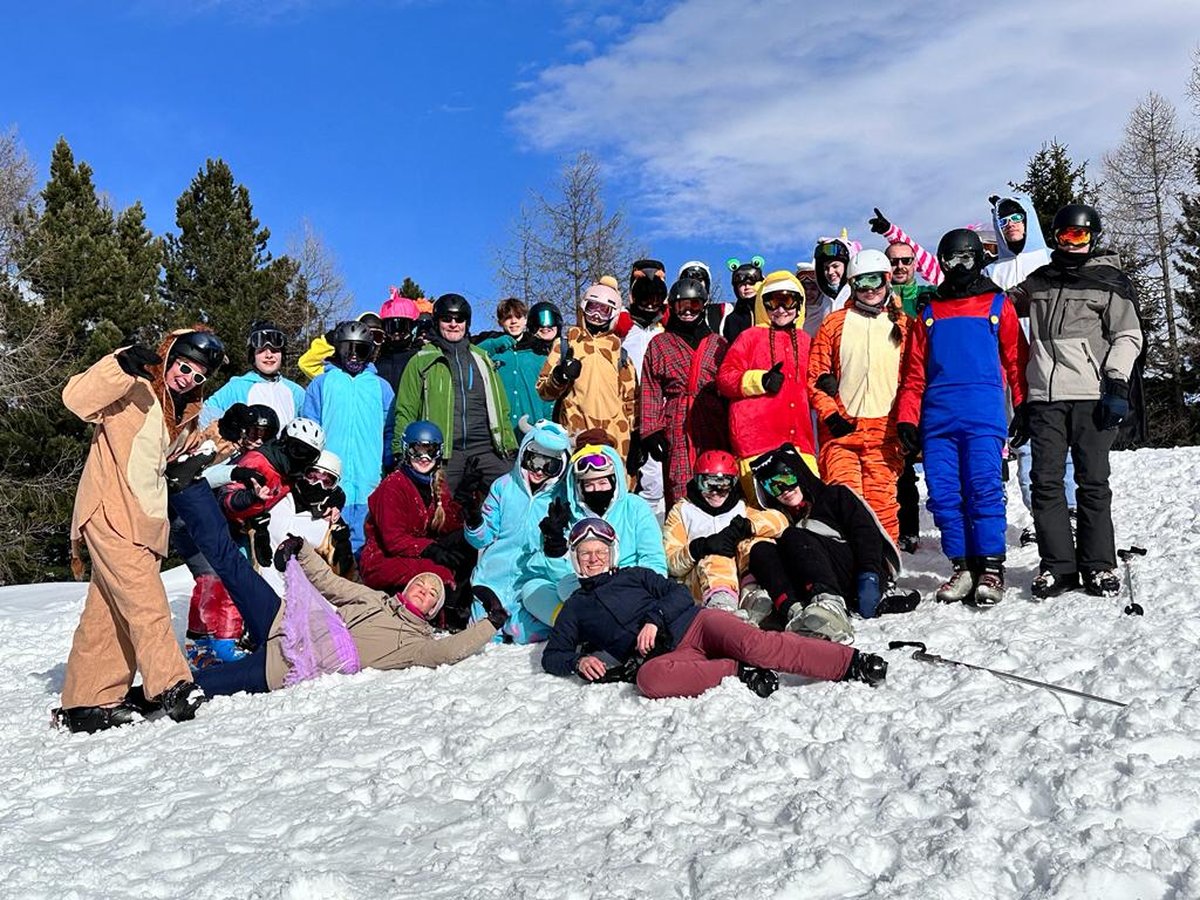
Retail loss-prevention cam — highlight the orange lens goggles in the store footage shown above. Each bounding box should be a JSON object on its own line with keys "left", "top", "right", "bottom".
{"left": 1055, "top": 226, "right": 1092, "bottom": 247}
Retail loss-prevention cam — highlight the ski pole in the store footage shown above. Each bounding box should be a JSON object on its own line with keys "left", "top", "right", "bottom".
{"left": 1118, "top": 546, "right": 1146, "bottom": 616}
{"left": 887, "top": 641, "right": 1127, "bottom": 708}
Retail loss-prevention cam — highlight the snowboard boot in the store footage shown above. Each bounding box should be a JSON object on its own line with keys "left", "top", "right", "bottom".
{"left": 737, "top": 663, "right": 779, "bottom": 698}
{"left": 738, "top": 585, "right": 774, "bottom": 626}
{"left": 840, "top": 649, "right": 888, "bottom": 686}
{"left": 155, "top": 680, "right": 207, "bottom": 723}
{"left": 935, "top": 559, "right": 976, "bottom": 603}
{"left": 1081, "top": 568, "right": 1120, "bottom": 598}
{"left": 788, "top": 592, "right": 854, "bottom": 643}
{"left": 968, "top": 556, "right": 1006, "bottom": 607}
{"left": 51, "top": 703, "right": 141, "bottom": 734}
{"left": 1031, "top": 570, "right": 1080, "bottom": 599}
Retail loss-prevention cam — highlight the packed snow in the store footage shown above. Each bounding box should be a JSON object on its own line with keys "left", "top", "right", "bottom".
{"left": 2, "top": 448, "right": 1199, "bottom": 899}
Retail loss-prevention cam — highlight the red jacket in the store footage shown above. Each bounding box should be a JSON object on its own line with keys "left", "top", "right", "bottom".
{"left": 219, "top": 449, "right": 289, "bottom": 523}
{"left": 717, "top": 324, "right": 814, "bottom": 459}
{"left": 360, "top": 469, "right": 463, "bottom": 563}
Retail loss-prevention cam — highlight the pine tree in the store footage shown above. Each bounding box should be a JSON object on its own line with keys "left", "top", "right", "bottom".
{"left": 1009, "top": 139, "right": 1096, "bottom": 242}
{"left": 1173, "top": 147, "right": 1200, "bottom": 440}
{"left": 399, "top": 276, "right": 427, "bottom": 301}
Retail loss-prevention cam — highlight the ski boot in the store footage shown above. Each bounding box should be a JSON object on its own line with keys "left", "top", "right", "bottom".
{"left": 738, "top": 585, "right": 774, "bottom": 626}
{"left": 787, "top": 593, "right": 854, "bottom": 643}
{"left": 51, "top": 703, "right": 142, "bottom": 734}
{"left": 935, "top": 558, "right": 976, "bottom": 603}
{"left": 1019, "top": 524, "right": 1037, "bottom": 547}
{"left": 968, "top": 556, "right": 1006, "bottom": 607}
{"left": 1031, "top": 570, "right": 1080, "bottom": 599}
{"left": 737, "top": 663, "right": 779, "bottom": 698}
{"left": 840, "top": 650, "right": 888, "bottom": 686}
{"left": 898, "top": 534, "right": 921, "bottom": 554}
{"left": 1081, "top": 568, "right": 1120, "bottom": 598}
{"left": 155, "top": 680, "right": 207, "bottom": 723}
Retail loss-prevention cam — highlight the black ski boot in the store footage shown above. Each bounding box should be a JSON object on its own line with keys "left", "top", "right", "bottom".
{"left": 840, "top": 650, "right": 888, "bottom": 686}
{"left": 737, "top": 663, "right": 779, "bottom": 698}
{"left": 1081, "top": 569, "right": 1120, "bottom": 598}
{"left": 52, "top": 704, "right": 141, "bottom": 734}
{"left": 156, "top": 680, "right": 207, "bottom": 722}
{"left": 1031, "top": 570, "right": 1080, "bottom": 600}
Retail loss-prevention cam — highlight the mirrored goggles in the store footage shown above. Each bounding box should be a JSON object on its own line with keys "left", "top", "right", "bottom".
{"left": 671, "top": 295, "right": 706, "bottom": 313}
{"left": 521, "top": 449, "right": 564, "bottom": 476}
{"left": 997, "top": 212, "right": 1026, "bottom": 227}
{"left": 574, "top": 452, "right": 611, "bottom": 474}
{"left": 583, "top": 300, "right": 615, "bottom": 319}
{"left": 568, "top": 518, "right": 618, "bottom": 547}
{"left": 696, "top": 473, "right": 735, "bottom": 493}
{"left": 850, "top": 272, "right": 886, "bottom": 292}
{"left": 815, "top": 242, "right": 846, "bottom": 259}
{"left": 532, "top": 309, "right": 561, "bottom": 329}
{"left": 762, "top": 290, "right": 801, "bottom": 311}
{"left": 763, "top": 471, "right": 800, "bottom": 497}
{"left": 383, "top": 317, "right": 416, "bottom": 337}
{"left": 1055, "top": 226, "right": 1092, "bottom": 247}
{"left": 940, "top": 251, "right": 976, "bottom": 270}
{"left": 405, "top": 441, "right": 442, "bottom": 462}
{"left": 304, "top": 468, "right": 338, "bottom": 489}
{"left": 341, "top": 341, "right": 373, "bottom": 360}
{"left": 249, "top": 329, "right": 286, "bottom": 351}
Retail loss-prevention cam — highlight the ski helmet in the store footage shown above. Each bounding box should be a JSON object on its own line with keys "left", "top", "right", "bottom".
{"left": 668, "top": 277, "right": 709, "bottom": 317}
{"left": 401, "top": 420, "right": 444, "bottom": 462}
{"left": 728, "top": 256, "right": 765, "bottom": 290}
{"left": 310, "top": 449, "right": 342, "bottom": 484}
{"left": 247, "top": 320, "right": 286, "bottom": 355}
{"left": 567, "top": 517, "right": 619, "bottom": 577}
{"left": 520, "top": 439, "right": 565, "bottom": 478}
{"left": 814, "top": 239, "right": 851, "bottom": 298}
{"left": 1051, "top": 203, "right": 1102, "bottom": 250}
{"left": 282, "top": 417, "right": 325, "bottom": 470}
{"left": 246, "top": 404, "right": 280, "bottom": 441}
{"left": 433, "top": 293, "right": 472, "bottom": 327}
{"left": 677, "top": 260, "right": 712, "bottom": 297}
{"left": 846, "top": 249, "right": 892, "bottom": 294}
{"left": 695, "top": 450, "right": 738, "bottom": 477}
{"left": 332, "top": 320, "right": 375, "bottom": 347}
{"left": 629, "top": 258, "right": 666, "bottom": 287}
{"left": 580, "top": 282, "right": 621, "bottom": 327}
{"left": 528, "top": 301, "right": 563, "bottom": 332}
{"left": 168, "top": 330, "right": 227, "bottom": 376}
{"left": 937, "top": 229, "right": 985, "bottom": 279}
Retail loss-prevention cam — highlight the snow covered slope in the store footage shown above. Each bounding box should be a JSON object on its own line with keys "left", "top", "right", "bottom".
{"left": 2, "top": 448, "right": 1199, "bottom": 900}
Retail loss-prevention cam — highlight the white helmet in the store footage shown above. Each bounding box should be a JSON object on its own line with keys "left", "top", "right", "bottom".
{"left": 846, "top": 249, "right": 892, "bottom": 281}
{"left": 284, "top": 417, "right": 326, "bottom": 452}
{"left": 312, "top": 449, "right": 341, "bottom": 482}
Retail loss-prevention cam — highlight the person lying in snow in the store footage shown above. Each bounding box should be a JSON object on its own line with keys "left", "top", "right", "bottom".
{"left": 541, "top": 517, "right": 888, "bottom": 699}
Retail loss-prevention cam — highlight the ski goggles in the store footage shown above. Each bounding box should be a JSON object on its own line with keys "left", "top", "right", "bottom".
{"left": 531, "top": 308, "right": 561, "bottom": 329}
{"left": 383, "top": 317, "right": 416, "bottom": 337}
{"left": 762, "top": 290, "right": 801, "bottom": 311}
{"left": 568, "top": 517, "right": 618, "bottom": 547}
{"left": 303, "top": 468, "right": 339, "bottom": 489}
{"left": 850, "top": 272, "right": 887, "bottom": 292}
{"left": 940, "top": 251, "right": 976, "bottom": 270}
{"left": 671, "top": 295, "right": 706, "bottom": 313}
{"left": 696, "top": 473, "right": 735, "bottom": 493}
{"left": 368, "top": 326, "right": 386, "bottom": 345}
{"left": 243, "top": 423, "right": 274, "bottom": 444}
{"left": 574, "top": 452, "right": 612, "bottom": 474}
{"left": 732, "top": 271, "right": 761, "bottom": 287}
{"left": 521, "top": 449, "right": 564, "bottom": 477}
{"left": 997, "top": 212, "right": 1026, "bottom": 227}
{"left": 1054, "top": 226, "right": 1093, "bottom": 248}
{"left": 815, "top": 242, "right": 848, "bottom": 260}
{"left": 405, "top": 441, "right": 442, "bottom": 462}
{"left": 582, "top": 300, "right": 616, "bottom": 319}
{"left": 249, "top": 329, "right": 286, "bottom": 351}
{"left": 762, "top": 471, "right": 801, "bottom": 498}
{"left": 176, "top": 361, "right": 207, "bottom": 385}
{"left": 340, "top": 341, "right": 373, "bottom": 360}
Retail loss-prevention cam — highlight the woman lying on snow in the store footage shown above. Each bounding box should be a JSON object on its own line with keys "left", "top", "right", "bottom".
{"left": 540, "top": 518, "right": 888, "bottom": 699}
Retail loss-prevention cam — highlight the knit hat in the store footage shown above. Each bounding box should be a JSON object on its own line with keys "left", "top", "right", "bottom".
{"left": 402, "top": 572, "right": 445, "bottom": 619}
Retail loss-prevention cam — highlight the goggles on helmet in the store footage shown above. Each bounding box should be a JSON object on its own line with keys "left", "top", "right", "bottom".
{"left": 405, "top": 441, "right": 442, "bottom": 462}
{"left": 574, "top": 452, "right": 611, "bottom": 474}
{"left": 383, "top": 317, "right": 416, "bottom": 337}
{"left": 680, "top": 266, "right": 708, "bottom": 282}
{"left": 583, "top": 300, "right": 615, "bottom": 320}
{"left": 850, "top": 272, "right": 887, "bottom": 292}
{"left": 671, "top": 294, "right": 706, "bottom": 313}
{"left": 521, "top": 449, "right": 564, "bottom": 477}
{"left": 940, "top": 251, "right": 977, "bottom": 270}
{"left": 304, "top": 468, "right": 339, "bottom": 489}
{"left": 763, "top": 471, "right": 801, "bottom": 498}
{"left": 249, "top": 329, "right": 286, "bottom": 351}
{"left": 762, "top": 291, "right": 801, "bottom": 311}
{"left": 1054, "top": 226, "right": 1092, "bottom": 248}
{"left": 568, "top": 518, "right": 618, "bottom": 547}
{"left": 696, "top": 473, "right": 735, "bottom": 494}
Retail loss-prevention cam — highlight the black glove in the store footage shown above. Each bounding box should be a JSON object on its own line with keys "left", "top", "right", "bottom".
{"left": 709, "top": 514, "right": 753, "bottom": 558}
{"left": 164, "top": 448, "right": 216, "bottom": 492}
{"left": 314, "top": 486, "right": 346, "bottom": 519}
{"left": 644, "top": 431, "right": 669, "bottom": 462}
{"left": 815, "top": 373, "right": 839, "bottom": 398}
{"left": 246, "top": 513, "right": 273, "bottom": 569}
{"left": 824, "top": 413, "right": 856, "bottom": 439}
{"left": 552, "top": 348, "right": 583, "bottom": 385}
{"left": 273, "top": 534, "right": 304, "bottom": 572}
{"left": 988, "top": 194, "right": 1001, "bottom": 206}
{"left": 1097, "top": 379, "right": 1130, "bottom": 431}
{"left": 897, "top": 422, "right": 920, "bottom": 456}
{"left": 421, "top": 536, "right": 466, "bottom": 570}
{"left": 689, "top": 535, "right": 715, "bottom": 561}
{"left": 868, "top": 207, "right": 891, "bottom": 236}
{"left": 539, "top": 497, "right": 571, "bottom": 558}
{"left": 115, "top": 345, "right": 161, "bottom": 381}
{"left": 453, "top": 457, "right": 485, "bottom": 508}
{"left": 474, "top": 586, "right": 509, "bottom": 630}
{"left": 1008, "top": 403, "right": 1031, "bottom": 448}
{"left": 230, "top": 465, "right": 267, "bottom": 493}
{"left": 625, "top": 431, "right": 647, "bottom": 474}
{"left": 217, "top": 403, "right": 255, "bottom": 442}
{"left": 329, "top": 521, "right": 355, "bottom": 574}
{"left": 761, "top": 362, "right": 785, "bottom": 395}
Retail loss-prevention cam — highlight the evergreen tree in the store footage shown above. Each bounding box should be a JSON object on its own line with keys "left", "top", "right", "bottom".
{"left": 1173, "top": 147, "right": 1200, "bottom": 439}
{"left": 399, "top": 276, "right": 427, "bottom": 301}
{"left": 1009, "top": 139, "right": 1096, "bottom": 242}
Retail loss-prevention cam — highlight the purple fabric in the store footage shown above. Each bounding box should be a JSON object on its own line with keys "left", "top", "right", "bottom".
{"left": 280, "top": 558, "right": 361, "bottom": 686}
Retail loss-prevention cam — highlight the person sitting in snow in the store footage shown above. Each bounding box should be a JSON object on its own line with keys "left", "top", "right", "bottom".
{"left": 541, "top": 517, "right": 889, "bottom": 698}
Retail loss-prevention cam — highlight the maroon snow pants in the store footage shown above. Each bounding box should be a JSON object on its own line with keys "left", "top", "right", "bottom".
{"left": 635, "top": 608, "right": 854, "bottom": 699}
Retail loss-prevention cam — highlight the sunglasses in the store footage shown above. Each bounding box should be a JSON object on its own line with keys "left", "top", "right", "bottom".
{"left": 696, "top": 473, "right": 735, "bottom": 493}
{"left": 249, "top": 329, "right": 286, "bottom": 350}
{"left": 1055, "top": 226, "right": 1092, "bottom": 247}
{"left": 762, "top": 291, "right": 801, "bottom": 311}
{"left": 574, "top": 452, "right": 611, "bottom": 474}
{"left": 304, "top": 468, "right": 338, "bottom": 489}
{"left": 851, "top": 273, "right": 886, "bottom": 292}
{"left": 763, "top": 471, "right": 800, "bottom": 497}
{"left": 997, "top": 212, "right": 1026, "bottom": 226}
{"left": 177, "top": 360, "right": 207, "bottom": 385}
{"left": 888, "top": 256, "right": 914, "bottom": 267}
{"left": 406, "top": 441, "right": 442, "bottom": 462}
{"left": 438, "top": 313, "right": 469, "bottom": 324}
{"left": 522, "top": 450, "right": 564, "bottom": 476}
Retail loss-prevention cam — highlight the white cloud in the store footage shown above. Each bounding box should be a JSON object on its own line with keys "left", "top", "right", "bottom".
{"left": 513, "top": 0, "right": 1200, "bottom": 254}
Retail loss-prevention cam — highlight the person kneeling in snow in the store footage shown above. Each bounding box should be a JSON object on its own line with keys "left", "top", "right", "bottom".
{"left": 542, "top": 518, "right": 887, "bottom": 698}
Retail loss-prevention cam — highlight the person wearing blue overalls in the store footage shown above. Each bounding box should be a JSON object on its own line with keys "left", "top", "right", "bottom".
{"left": 895, "top": 229, "right": 1028, "bottom": 607}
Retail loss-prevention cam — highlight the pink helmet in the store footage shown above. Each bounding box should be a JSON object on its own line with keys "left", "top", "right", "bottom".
{"left": 381, "top": 286, "right": 420, "bottom": 320}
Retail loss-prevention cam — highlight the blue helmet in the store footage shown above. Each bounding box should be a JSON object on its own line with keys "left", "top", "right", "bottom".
{"left": 401, "top": 420, "right": 444, "bottom": 461}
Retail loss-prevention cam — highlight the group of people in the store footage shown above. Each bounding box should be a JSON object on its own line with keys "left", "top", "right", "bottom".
{"left": 51, "top": 194, "right": 1144, "bottom": 735}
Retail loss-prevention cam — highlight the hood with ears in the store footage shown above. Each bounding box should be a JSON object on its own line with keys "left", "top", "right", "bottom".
{"left": 989, "top": 191, "right": 1047, "bottom": 260}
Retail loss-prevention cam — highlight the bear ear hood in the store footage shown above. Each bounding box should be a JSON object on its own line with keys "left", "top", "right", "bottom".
{"left": 989, "top": 190, "right": 1047, "bottom": 260}
{"left": 753, "top": 270, "right": 807, "bottom": 328}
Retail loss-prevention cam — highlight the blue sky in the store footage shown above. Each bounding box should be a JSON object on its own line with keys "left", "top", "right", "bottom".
{"left": 8, "top": 1, "right": 1200, "bottom": 322}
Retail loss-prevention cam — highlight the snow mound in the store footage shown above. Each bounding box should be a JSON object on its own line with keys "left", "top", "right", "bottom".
{"left": 2, "top": 448, "right": 1199, "bottom": 899}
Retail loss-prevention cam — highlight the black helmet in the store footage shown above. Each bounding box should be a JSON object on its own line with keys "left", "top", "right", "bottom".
{"left": 247, "top": 404, "right": 280, "bottom": 439}
{"left": 1051, "top": 203, "right": 1102, "bottom": 235}
{"left": 668, "top": 277, "right": 709, "bottom": 305}
{"left": 331, "top": 320, "right": 375, "bottom": 346}
{"left": 528, "top": 301, "right": 563, "bottom": 330}
{"left": 630, "top": 258, "right": 666, "bottom": 284}
{"left": 728, "top": 256, "right": 764, "bottom": 289}
{"left": 936, "top": 228, "right": 985, "bottom": 276}
{"left": 169, "top": 330, "right": 227, "bottom": 375}
{"left": 433, "top": 293, "right": 472, "bottom": 327}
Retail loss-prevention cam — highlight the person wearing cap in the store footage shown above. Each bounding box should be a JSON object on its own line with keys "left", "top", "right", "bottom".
{"left": 717, "top": 255, "right": 765, "bottom": 343}
{"left": 54, "top": 328, "right": 229, "bottom": 733}
{"left": 640, "top": 276, "right": 731, "bottom": 508}
{"left": 475, "top": 297, "right": 529, "bottom": 356}
{"left": 376, "top": 288, "right": 423, "bottom": 390}
{"left": 297, "top": 310, "right": 387, "bottom": 380}
{"left": 1008, "top": 204, "right": 1143, "bottom": 600}
{"left": 541, "top": 516, "right": 888, "bottom": 698}
{"left": 746, "top": 443, "right": 901, "bottom": 641}
{"left": 464, "top": 420, "right": 573, "bottom": 644}
{"left": 487, "top": 301, "right": 561, "bottom": 441}
{"left": 716, "top": 270, "right": 818, "bottom": 490}
{"left": 200, "top": 320, "right": 306, "bottom": 432}
{"left": 536, "top": 280, "right": 638, "bottom": 462}
{"left": 393, "top": 293, "right": 519, "bottom": 494}
{"left": 807, "top": 249, "right": 909, "bottom": 542}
